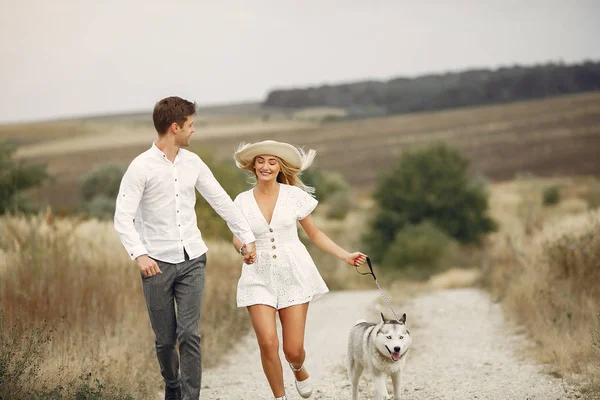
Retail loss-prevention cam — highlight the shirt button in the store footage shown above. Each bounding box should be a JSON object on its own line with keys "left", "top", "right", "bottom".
{"left": 269, "top": 228, "right": 273, "bottom": 232}
{"left": 272, "top": 255, "right": 277, "bottom": 259}
{"left": 272, "top": 246, "right": 276, "bottom": 250}
{"left": 271, "top": 238, "right": 275, "bottom": 242}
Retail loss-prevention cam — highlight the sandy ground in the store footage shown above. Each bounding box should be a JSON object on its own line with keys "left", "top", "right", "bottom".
{"left": 184, "top": 288, "right": 582, "bottom": 400}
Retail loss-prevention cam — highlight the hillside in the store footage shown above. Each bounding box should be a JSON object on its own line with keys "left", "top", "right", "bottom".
{"left": 4, "top": 91, "right": 599, "bottom": 211}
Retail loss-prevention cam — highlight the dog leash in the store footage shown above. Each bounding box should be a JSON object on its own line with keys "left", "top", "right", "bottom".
{"left": 355, "top": 257, "right": 402, "bottom": 323}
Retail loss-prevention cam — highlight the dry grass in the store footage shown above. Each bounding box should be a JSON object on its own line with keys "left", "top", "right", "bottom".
{"left": 482, "top": 176, "right": 600, "bottom": 395}
{"left": 0, "top": 211, "right": 248, "bottom": 397}
{"left": 0, "top": 202, "right": 372, "bottom": 398}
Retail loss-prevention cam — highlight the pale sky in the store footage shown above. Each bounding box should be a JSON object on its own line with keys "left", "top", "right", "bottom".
{"left": 1, "top": 0, "right": 599, "bottom": 123}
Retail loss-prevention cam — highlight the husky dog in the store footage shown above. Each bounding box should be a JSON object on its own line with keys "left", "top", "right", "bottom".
{"left": 346, "top": 313, "right": 412, "bottom": 400}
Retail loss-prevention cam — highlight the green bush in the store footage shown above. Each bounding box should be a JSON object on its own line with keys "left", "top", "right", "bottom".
{"left": 325, "top": 190, "right": 352, "bottom": 220}
{"left": 83, "top": 194, "right": 117, "bottom": 220}
{"left": 381, "top": 221, "right": 454, "bottom": 279}
{"left": 301, "top": 168, "right": 350, "bottom": 202}
{"left": 363, "top": 142, "right": 496, "bottom": 263}
{"left": 542, "top": 185, "right": 561, "bottom": 206}
{"left": 79, "top": 164, "right": 126, "bottom": 203}
{"left": 320, "top": 115, "right": 345, "bottom": 123}
{"left": 0, "top": 141, "right": 48, "bottom": 215}
{"left": 78, "top": 164, "right": 126, "bottom": 220}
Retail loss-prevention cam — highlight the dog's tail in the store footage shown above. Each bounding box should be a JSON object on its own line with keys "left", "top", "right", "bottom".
{"left": 354, "top": 318, "right": 367, "bottom": 326}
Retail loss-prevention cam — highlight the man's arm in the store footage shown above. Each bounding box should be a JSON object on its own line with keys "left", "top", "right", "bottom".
{"left": 194, "top": 159, "right": 256, "bottom": 247}
{"left": 114, "top": 162, "right": 162, "bottom": 276}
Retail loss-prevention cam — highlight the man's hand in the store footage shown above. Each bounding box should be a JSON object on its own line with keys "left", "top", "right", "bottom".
{"left": 136, "top": 254, "right": 162, "bottom": 277}
{"left": 242, "top": 242, "right": 257, "bottom": 264}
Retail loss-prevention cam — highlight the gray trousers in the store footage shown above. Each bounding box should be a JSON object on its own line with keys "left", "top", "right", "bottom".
{"left": 142, "top": 252, "right": 207, "bottom": 400}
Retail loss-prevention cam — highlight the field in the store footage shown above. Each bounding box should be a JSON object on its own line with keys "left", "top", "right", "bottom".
{"left": 1, "top": 91, "right": 600, "bottom": 397}
{"left": 483, "top": 176, "right": 600, "bottom": 395}
{"left": 1, "top": 91, "right": 599, "bottom": 210}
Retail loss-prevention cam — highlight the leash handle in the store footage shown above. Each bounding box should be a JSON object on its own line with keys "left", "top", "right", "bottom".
{"left": 355, "top": 256, "right": 377, "bottom": 281}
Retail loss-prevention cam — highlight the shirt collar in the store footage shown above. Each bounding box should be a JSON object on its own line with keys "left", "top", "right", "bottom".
{"left": 150, "top": 141, "right": 182, "bottom": 163}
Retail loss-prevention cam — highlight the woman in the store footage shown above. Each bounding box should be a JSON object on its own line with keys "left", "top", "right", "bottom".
{"left": 231, "top": 140, "right": 367, "bottom": 400}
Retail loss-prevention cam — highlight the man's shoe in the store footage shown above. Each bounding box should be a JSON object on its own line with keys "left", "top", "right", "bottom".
{"left": 165, "top": 386, "right": 181, "bottom": 400}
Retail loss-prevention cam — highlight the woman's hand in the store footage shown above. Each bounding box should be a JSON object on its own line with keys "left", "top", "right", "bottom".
{"left": 344, "top": 252, "right": 367, "bottom": 267}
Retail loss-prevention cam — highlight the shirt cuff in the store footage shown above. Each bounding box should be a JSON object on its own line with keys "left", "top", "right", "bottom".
{"left": 127, "top": 245, "right": 149, "bottom": 261}
{"left": 238, "top": 231, "right": 256, "bottom": 245}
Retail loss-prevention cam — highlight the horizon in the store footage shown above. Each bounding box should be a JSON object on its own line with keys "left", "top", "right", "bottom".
{"left": 3, "top": 58, "right": 597, "bottom": 125}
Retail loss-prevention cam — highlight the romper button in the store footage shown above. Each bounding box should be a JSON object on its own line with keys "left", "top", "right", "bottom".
{"left": 271, "top": 238, "right": 275, "bottom": 242}
{"left": 269, "top": 228, "right": 273, "bottom": 232}
{"left": 272, "top": 246, "right": 276, "bottom": 250}
{"left": 272, "top": 255, "right": 277, "bottom": 259}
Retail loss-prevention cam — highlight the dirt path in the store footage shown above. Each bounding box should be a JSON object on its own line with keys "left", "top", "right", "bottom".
{"left": 194, "top": 288, "right": 581, "bottom": 399}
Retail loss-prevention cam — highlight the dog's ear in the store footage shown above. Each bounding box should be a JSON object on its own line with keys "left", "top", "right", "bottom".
{"left": 380, "top": 312, "right": 387, "bottom": 323}
{"left": 399, "top": 313, "right": 406, "bottom": 324}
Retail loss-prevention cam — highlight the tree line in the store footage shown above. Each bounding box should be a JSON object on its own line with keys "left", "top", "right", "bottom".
{"left": 263, "top": 61, "right": 600, "bottom": 117}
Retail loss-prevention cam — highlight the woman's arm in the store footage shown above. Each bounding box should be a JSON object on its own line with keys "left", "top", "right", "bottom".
{"left": 299, "top": 215, "right": 366, "bottom": 266}
{"left": 233, "top": 235, "right": 244, "bottom": 254}
{"left": 233, "top": 235, "right": 255, "bottom": 264}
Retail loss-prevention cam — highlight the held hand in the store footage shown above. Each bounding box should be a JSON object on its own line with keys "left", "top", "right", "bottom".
{"left": 137, "top": 254, "right": 162, "bottom": 277}
{"left": 241, "top": 243, "right": 257, "bottom": 264}
{"left": 344, "top": 252, "right": 367, "bottom": 267}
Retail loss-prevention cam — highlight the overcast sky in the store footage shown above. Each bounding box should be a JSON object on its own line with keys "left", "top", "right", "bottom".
{"left": 1, "top": 0, "right": 599, "bottom": 123}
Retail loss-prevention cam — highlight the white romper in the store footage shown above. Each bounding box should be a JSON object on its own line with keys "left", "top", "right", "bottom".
{"left": 233, "top": 183, "right": 330, "bottom": 309}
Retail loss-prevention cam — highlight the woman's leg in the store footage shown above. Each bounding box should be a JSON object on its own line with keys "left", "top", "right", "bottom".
{"left": 279, "top": 302, "right": 310, "bottom": 382}
{"left": 247, "top": 304, "right": 285, "bottom": 398}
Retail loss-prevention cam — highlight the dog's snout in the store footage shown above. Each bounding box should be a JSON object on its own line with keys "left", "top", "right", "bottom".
{"left": 394, "top": 346, "right": 401, "bottom": 352}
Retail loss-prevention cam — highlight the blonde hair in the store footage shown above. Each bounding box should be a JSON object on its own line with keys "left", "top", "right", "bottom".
{"left": 237, "top": 149, "right": 316, "bottom": 196}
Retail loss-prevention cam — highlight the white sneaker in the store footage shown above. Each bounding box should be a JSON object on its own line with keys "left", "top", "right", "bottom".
{"left": 289, "top": 362, "right": 313, "bottom": 398}
{"left": 275, "top": 396, "right": 287, "bottom": 400}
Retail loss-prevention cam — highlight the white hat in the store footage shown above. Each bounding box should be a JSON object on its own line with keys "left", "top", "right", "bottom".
{"left": 233, "top": 140, "right": 316, "bottom": 171}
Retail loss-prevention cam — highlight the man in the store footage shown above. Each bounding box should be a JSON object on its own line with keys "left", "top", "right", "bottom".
{"left": 114, "top": 96, "right": 257, "bottom": 400}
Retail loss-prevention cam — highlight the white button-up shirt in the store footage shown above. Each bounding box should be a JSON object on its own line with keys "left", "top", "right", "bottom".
{"left": 114, "top": 143, "right": 255, "bottom": 264}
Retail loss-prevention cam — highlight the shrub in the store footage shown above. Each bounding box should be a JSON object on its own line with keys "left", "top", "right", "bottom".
{"left": 381, "top": 221, "right": 454, "bottom": 279}
{"left": 79, "top": 163, "right": 126, "bottom": 220}
{"left": 0, "top": 141, "right": 48, "bottom": 215}
{"left": 363, "top": 142, "right": 496, "bottom": 263}
{"left": 79, "top": 164, "right": 126, "bottom": 204}
{"left": 325, "top": 190, "right": 352, "bottom": 220}
{"left": 83, "top": 194, "right": 117, "bottom": 220}
{"left": 301, "top": 168, "right": 350, "bottom": 202}
{"left": 542, "top": 185, "right": 561, "bottom": 206}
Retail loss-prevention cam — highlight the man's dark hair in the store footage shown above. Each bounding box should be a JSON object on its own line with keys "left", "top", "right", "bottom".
{"left": 152, "top": 97, "right": 197, "bottom": 135}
